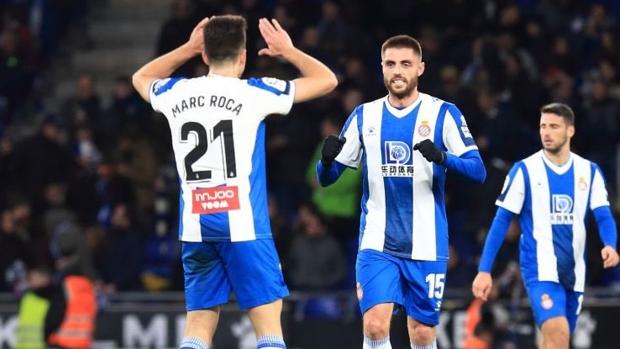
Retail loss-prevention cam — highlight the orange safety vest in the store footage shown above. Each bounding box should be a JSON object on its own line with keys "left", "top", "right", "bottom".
{"left": 48, "top": 276, "right": 97, "bottom": 349}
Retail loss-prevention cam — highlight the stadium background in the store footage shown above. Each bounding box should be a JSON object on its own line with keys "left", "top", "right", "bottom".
{"left": 0, "top": 0, "right": 619, "bottom": 348}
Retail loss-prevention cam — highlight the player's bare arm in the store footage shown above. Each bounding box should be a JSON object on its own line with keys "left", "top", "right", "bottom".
{"left": 258, "top": 18, "right": 337, "bottom": 103}
{"left": 132, "top": 17, "right": 210, "bottom": 102}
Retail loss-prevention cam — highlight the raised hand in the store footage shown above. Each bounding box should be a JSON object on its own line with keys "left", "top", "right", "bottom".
{"left": 258, "top": 18, "right": 294, "bottom": 57}
{"left": 185, "top": 17, "right": 211, "bottom": 56}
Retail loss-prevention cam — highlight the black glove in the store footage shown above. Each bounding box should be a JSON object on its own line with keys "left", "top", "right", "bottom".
{"left": 321, "top": 135, "right": 346, "bottom": 166}
{"left": 413, "top": 139, "right": 445, "bottom": 164}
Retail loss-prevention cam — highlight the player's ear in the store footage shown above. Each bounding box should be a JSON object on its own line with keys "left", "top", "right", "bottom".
{"left": 201, "top": 51, "right": 209, "bottom": 66}
{"left": 239, "top": 49, "right": 247, "bottom": 66}
{"left": 418, "top": 61, "right": 425, "bottom": 77}
{"left": 567, "top": 123, "right": 575, "bottom": 138}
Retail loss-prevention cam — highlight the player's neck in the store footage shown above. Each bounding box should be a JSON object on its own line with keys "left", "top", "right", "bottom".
{"left": 543, "top": 147, "right": 571, "bottom": 167}
{"left": 208, "top": 64, "right": 241, "bottom": 78}
{"left": 387, "top": 89, "right": 419, "bottom": 109}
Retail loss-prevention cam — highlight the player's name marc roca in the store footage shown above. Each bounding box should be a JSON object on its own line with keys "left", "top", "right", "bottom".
{"left": 171, "top": 94, "right": 244, "bottom": 117}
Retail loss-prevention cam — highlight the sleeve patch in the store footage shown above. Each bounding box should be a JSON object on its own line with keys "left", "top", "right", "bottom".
{"left": 460, "top": 115, "right": 473, "bottom": 138}
{"left": 247, "top": 77, "right": 291, "bottom": 95}
{"left": 152, "top": 77, "right": 183, "bottom": 96}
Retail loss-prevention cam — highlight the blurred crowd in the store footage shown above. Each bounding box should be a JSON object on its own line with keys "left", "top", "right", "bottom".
{"left": 1, "top": 0, "right": 620, "bottom": 324}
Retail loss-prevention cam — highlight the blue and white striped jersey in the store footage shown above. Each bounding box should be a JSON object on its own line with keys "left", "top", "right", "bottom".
{"left": 149, "top": 74, "right": 295, "bottom": 242}
{"left": 496, "top": 151, "right": 610, "bottom": 292}
{"left": 335, "top": 93, "right": 478, "bottom": 261}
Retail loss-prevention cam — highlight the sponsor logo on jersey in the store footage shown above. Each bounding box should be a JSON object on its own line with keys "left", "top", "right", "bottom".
{"left": 541, "top": 293, "right": 554, "bottom": 310}
{"left": 152, "top": 79, "right": 168, "bottom": 93}
{"left": 382, "top": 141, "right": 414, "bottom": 177}
{"left": 550, "top": 194, "right": 574, "bottom": 224}
{"left": 381, "top": 164, "right": 414, "bottom": 177}
{"left": 192, "top": 186, "right": 240, "bottom": 214}
{"left": 418, "top": 121, "right": 431, "bottom": 137}
{"left": 365, "top": 126, "right": 376, "bottom": 137}
{"left": 262, "top": 77, "right": 288, "bottom": 92}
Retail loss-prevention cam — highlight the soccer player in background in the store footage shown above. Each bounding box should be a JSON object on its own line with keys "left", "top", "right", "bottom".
{"left": 472, "top": 103, "right": 619, "bottom": 349}
{"left": 317, "top": 35, "right": 486, "bottom": 349}
{"left": 132, "top": 15, "right": 337, "bottom": 349}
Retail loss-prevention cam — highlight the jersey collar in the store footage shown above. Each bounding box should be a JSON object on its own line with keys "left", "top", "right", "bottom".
{"left": 540, "top": 150, "right": 573, "bottom": 175}
{"left": 383, "top": 93, "right": 423, "bottom": 118}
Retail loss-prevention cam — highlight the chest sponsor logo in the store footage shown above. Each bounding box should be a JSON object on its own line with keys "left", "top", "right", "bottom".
{"left": 383, "top": 141, "right": 414, "bottom": 177}
{"left": 550, "top": 194, "right": 574, "bottom": 224}
{"left": 192, "top": 186, "right": 240, "bottom": 214}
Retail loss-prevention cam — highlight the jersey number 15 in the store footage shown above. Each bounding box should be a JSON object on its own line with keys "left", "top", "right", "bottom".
{"left": 425, "top": 273, "right": 445, "bottom": 299}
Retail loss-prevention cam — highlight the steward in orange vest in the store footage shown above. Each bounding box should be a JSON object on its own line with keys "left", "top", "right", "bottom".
{"left": 47, "top": 275, "right": 97, "bottom": 349}
{"left": 46, "top": 226, "right": 98, "bottom": 349}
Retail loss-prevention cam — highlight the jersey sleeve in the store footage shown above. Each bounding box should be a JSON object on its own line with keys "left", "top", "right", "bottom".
{"left": 335, "top": 107, "right": 363, "bottom": 168}
{"left": 495, "top": 163, "right": 526, "bottom": 214}
{"left": 590, "top": 164, "right": 610, "bottom": 210}
{"left": 246, "top": 77, "right": 295, "bottom": 118}
{"left": 148, "top": 77, "right": 185, "bottom": 113}
{"left": 443, "top": 104, "right": 478, "bottom": 156}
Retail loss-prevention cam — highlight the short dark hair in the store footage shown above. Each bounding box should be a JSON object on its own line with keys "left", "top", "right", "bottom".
{"left": 540, "top": 103, "right": 575, "bottom": 125}
{"left": 203, "top": 15, "right": 247, "bottom": 64}
{"left": 381, "top": 35, "right": 422, "bottom": 58}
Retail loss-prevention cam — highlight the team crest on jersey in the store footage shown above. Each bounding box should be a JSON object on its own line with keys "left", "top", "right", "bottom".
{"left": 417, "top": 121, "right": 431, "bottom": 137}
{"left": 382, "top": 141, "right": 414, "bottom": 177}
{"left": 578, "top": 176, "right": 588, "bottom": 191}
{"left": 541, "top": 294, "right": 554, "bottom": 310}
{"left": 192, "top": 186, "right": 240, "bottom": 214}
{"left": 550, "top": 194, "right": 574, "bottom": 224}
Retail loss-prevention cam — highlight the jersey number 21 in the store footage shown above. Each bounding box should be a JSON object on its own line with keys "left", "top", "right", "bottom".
{"left": 180, "top": 120, "right": 237, "bottom": 182}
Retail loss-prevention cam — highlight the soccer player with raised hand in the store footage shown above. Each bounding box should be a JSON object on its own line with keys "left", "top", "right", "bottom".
{"left": 132, "top": 15, "right": 336, "bottom": 349}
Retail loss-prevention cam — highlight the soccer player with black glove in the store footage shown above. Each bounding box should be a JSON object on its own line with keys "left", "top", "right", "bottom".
{"left": 413, "top": 139, "right": 445, "bottom": 164}
{"left": 320, "top": 135, "right": 346, "bottom": 167}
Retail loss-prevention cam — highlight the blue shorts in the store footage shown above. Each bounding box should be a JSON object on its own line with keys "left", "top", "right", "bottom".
{"left": 356, "top": 249, "right": 448, "bottom": 325}
{"left": 525, "top": 281, "right": 583, "bottom": 333}
{"left": 182, "top": 239, "right": 289, "bottom": 311}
